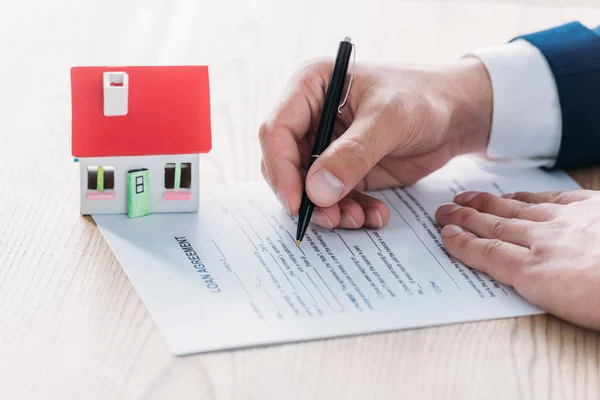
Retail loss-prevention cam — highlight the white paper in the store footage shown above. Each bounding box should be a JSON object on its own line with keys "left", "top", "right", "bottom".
{"left": 93, "top": 156, "right": 581, "bottom": 355}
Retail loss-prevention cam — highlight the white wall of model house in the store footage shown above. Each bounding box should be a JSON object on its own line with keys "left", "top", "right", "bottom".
{"left": 79, "top": 154, "right": 199, "bottom": 215}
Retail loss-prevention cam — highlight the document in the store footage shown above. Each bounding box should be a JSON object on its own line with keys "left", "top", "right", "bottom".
{"left": 93, "top": 156, "right": 580, "bottom": 355}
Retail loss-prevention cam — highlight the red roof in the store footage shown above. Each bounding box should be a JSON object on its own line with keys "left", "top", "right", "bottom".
{"left": 71, "top": 66, "right": 211, "bottom": 157}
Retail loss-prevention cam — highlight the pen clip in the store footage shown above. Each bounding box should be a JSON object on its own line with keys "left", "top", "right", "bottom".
{"left": 337, "top": 42, "right": 355, "bottom": 115}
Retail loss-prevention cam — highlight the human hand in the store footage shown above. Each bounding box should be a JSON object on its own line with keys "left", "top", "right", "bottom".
{"left": 435, "top": 189, "right": 600, "bottom": 331}
{"left": 259, "top": 58, "right": 492, "bottom": 229}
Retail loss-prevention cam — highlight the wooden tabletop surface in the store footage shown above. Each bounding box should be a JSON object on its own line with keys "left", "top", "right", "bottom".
{"left": 1, "top": 0, "right": 599, "bottom": 399}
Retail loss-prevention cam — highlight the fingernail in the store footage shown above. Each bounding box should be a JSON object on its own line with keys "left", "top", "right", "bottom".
{"left": 340, "top": 212, "right": 359, "bottom": 229}
{"left": 311, "top": 210, "right": 333, "bottom": 228}
{"left": 307, "top": 169, "right": 345, "bottom": 205}
{"left": 501, "top": 193, "right": 514, "bottom": 199}
{"left": 442, "top": 225, "right": 463, "bottom": 237}
{"left": 455, "top": 191, "right": 480, "bottom": 204}
{"left": 437, "top": 203, "right": 461, "bottom": 216}
{"left": 365, "top": 208, "right": 383, "bottom": 229}
{"left": 276, "top": 192, "right": 291, "bottom": 214}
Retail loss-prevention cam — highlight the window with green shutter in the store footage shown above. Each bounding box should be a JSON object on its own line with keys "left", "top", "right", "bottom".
{"left": 87, "top": 166, "right": 114, "bottom": 191}
{"left": 164, "top": 163, "right": 191, "bottom": 189}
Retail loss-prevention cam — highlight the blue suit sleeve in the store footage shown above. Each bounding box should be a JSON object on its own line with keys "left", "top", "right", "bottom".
{"left": 514, "top": 22, "right": 600, "bottom": 169}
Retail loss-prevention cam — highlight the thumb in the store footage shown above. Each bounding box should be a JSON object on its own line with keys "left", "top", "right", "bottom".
{"left": 306, "top": 119, "right": 391, "bottom": 207}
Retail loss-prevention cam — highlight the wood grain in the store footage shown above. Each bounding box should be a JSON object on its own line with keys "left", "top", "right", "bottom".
{"left": 0, "top": 0, "right": 599, "bottom": 399}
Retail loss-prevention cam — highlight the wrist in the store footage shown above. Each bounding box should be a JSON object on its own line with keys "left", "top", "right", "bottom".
{"left": 444, "top": 57, "right": 492, "bottom": 156}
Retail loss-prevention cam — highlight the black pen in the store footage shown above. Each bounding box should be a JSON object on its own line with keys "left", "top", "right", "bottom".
{"left": 296, "top": 37, "right": 355, "bottom": 247}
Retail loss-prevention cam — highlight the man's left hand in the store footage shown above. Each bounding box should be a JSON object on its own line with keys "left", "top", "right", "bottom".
{"left": 435, "top": 189, "right": 600, "bottom": 331}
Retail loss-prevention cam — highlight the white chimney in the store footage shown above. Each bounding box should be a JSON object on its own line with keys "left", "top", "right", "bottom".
{"left": 103, "top": 72, "right": 128, "bottom": 116}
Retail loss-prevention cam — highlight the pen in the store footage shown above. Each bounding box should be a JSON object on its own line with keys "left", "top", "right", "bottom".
{"left": 296, "top": 37, "right": 355, "bottom": 247}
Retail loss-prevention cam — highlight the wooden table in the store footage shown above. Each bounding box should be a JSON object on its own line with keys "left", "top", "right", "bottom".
{"left": 1, "top": 0, "right": 599, "bottom": 398}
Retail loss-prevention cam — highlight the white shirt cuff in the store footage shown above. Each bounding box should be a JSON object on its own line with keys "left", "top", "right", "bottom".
{"left": 470, "top": 39, "right": 562, "bottom": 168}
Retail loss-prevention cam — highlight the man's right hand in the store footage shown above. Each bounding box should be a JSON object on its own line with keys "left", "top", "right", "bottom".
{"left": 259, "top": 58, "right": 492, "bottom": 230}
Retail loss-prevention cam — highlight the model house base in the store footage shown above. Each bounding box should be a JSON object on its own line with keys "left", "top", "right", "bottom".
{"left": 78, "top": 154, "right": 199, "bottom": 216}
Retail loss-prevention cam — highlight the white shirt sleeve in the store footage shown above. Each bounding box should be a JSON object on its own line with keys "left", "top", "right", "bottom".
{"left": 469, "top": 39, "right": 562, "bottom": 168}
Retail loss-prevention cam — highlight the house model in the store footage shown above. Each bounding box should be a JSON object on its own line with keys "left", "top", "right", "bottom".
{"left": 70, "top": 66, "right": 212, "bottom": 218}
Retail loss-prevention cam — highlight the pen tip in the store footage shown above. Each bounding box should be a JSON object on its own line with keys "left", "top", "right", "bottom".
{"left": 296, "top": 240, "right": 301, "bottom": 247}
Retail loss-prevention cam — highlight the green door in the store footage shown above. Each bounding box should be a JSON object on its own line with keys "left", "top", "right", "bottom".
{"left": 127, "top": 169, "right": 151, "bottom": 218}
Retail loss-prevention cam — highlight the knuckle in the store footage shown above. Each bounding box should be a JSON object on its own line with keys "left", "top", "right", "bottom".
{"left": 572, "top": 189, "right": 593, "bottom": 201}
{"left": 514, "top": 204, "right": 532, "bottom": 219}
{"left": 546, "top": 217, "right": 567, "bottom": 231}
{"left": 297, "top": 60, "right": 329, "bottom": 77}
{"left": 490, "top": 219, "right": 508, "bottom": 239}
{"left": 453, "top": 207, "right": 478, "bottom": 225}
{"left": 333, "top": 137, "right": 372, "bottom": 175}
{"left": 483, "top": 239, "right": 504, "bottom": 259}
{"left": 548, "top": 191, "right": 567, "bottom": 203}
{"left": 529, "top": 204, "right": 556, "bottom": 221}
{"left": 529, "top": 242, "right": 549, "bottom": 261}
{"left": 297, "top": 68, "right": 316, "bottom": 89}
{"left": 453, "top": 231, "right": 473, "bottom": 250}
{"left": 296, "top": 60, "right": 331, "bottom": 88}
{"left": 393, "top": 93, "right": 429, "bottom": 130}
{"left": 385, "top": 92, "right": 411, "bottom": 115}
{"left": 512, "top": 191, "right": 528, "bottom": 200}
{"left": 258, "top": 121, "right": 272, "bottom": 143}
{"left": 469, "top": 192, "right": 494, "bottom": 210}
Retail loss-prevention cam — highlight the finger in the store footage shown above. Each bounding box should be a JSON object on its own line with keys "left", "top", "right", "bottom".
{"left": 310, "top": 205, "right": 340, "bottom": 229}
{"left": 311, "top": 192, "right": 390, "bottom": 229}
{"left": 259, "top": 63, "right": 331, "bottom": 214}
{"left": 454, "top": 191, "right": 557, "bottom": 222}
{"left": 440, "top": 225, "right": 530, "bottom": 287}
{"left": 435, "top": 204, "right": 534, "bottom": 247}
{"left": 346, "top": 191, "right": 390, "bottom": 229}
{"left": 337, "top": 197, "right": 365, "bottom": 229}
{"left": 504, "top": 190, "right": 594, "bottom": 205}
{"left": 306, "top": 116, "right": 395, "bottom": 208}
